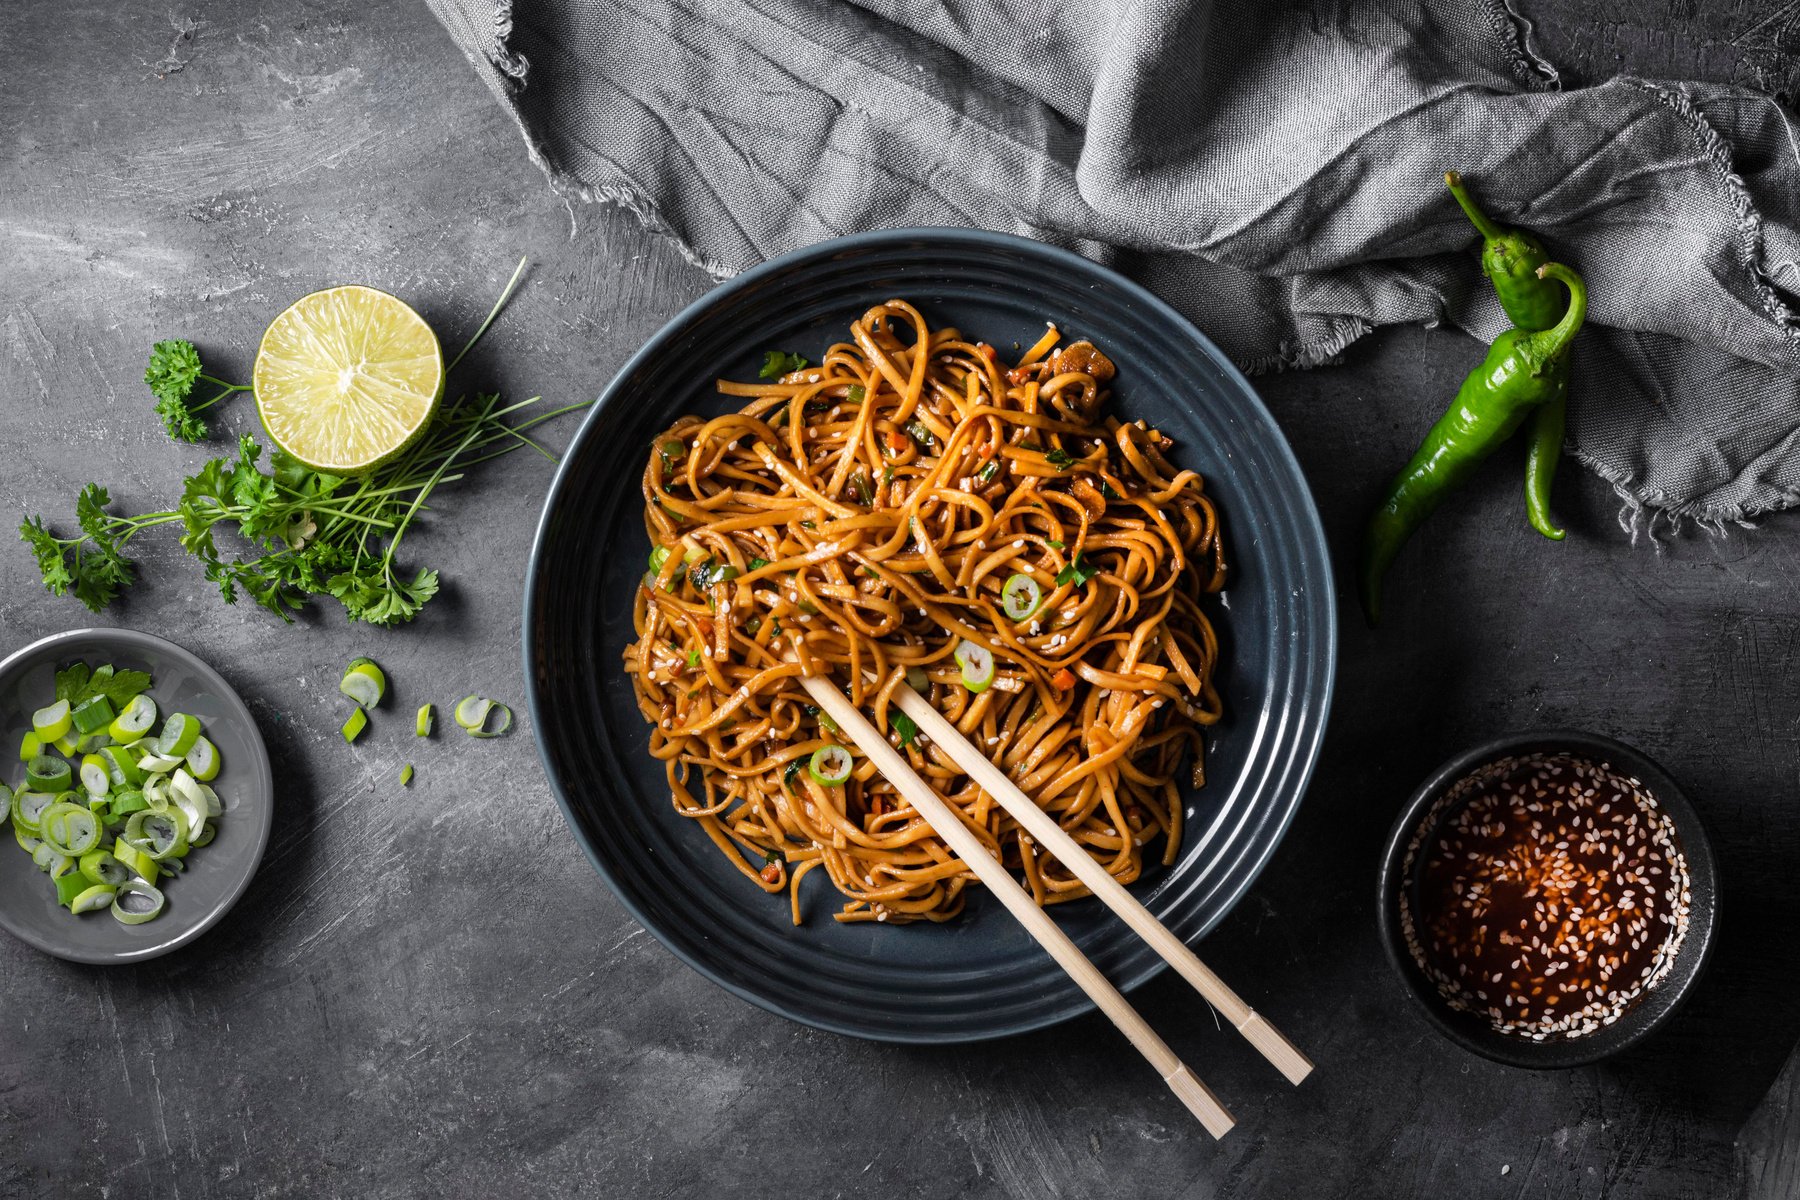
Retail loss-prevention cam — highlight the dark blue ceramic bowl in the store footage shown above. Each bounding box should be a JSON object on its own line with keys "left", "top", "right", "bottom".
{"left": 523, "top": 229, "right": 1335, "bottom": 1042}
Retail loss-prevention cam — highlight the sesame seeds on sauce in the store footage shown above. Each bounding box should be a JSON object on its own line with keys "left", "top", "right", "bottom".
{"left": 1400, "top": 752, "right": 1692, "bottom": 1042}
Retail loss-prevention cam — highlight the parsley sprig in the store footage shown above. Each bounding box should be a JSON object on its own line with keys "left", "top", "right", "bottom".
{"left": 144, "top": 340, "right": 251, "bottom": 442}
{"left": 21, "top": 261, "right": 589, "bottom": 626}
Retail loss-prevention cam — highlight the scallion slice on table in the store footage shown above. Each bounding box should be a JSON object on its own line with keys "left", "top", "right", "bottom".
{"left": 338, "top": 657, "right": 386, "bottom": 708}
{"left": 809, "top": 744, "right": 854, "bottom": 786}
{"left": 954, "top": 639, "right": 996, "bottom": 693}
{"left": 25, "top": 755, "right": 72, "bottom": 793}
{"left": 111, "top": 881, "right": 165, "bottom": 925}
{"left": 453, "top": 695, "right": 513, "bottom": 738}
{"left": 415, "top": 704, "right": 433, "bottom": 737}
{"left": 108, "top": 694, "right": 157, "bottom": 741}
{"left": 31, "top": 700, "right": 72, "bottom": 742}
{"left": 341, "top": 707, "right": 368, "bottom": 744}
{"left": 400, "top": 764, "right": 414, "bottom": 786}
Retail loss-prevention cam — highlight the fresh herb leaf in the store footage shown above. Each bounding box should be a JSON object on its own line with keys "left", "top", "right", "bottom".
{"left": 1101, "top": 482, "right": 1123, "bottom": 501}
{"left": 1046, "top": 539, "right": 1064, "bottom": 549}
{"left": 759, "top": 350, "right": 809, "bottom": 379}
{"left": 54, "top": 663, "right": 91, "bottom": 703}
{"left": 144, "top": 340, "right": 249, "bottom": 443}
{"left": 1055, "top": 554, "right": 1100, "bottom": 588}
{"left": 1045, "top": 448, "right": 1075, "bottom": 471}
{"left": 659, "top": 439, "right": 685, "bottom": 470}
{"left": 86, "top": 668, "right": 151, "bottom": 709}
{"left": 748, "top": 557, "right": 770, "bottom": 571}
{"left": 782, "top": 758, "right": 804, "bottom": 790}
{"left": 892, "top": 710, "right": 919, "bottom": 749}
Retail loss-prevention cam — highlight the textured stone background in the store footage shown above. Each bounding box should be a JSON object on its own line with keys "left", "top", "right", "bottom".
{"left": 2, "top": 3, "right": 1797, "bottom": 1197}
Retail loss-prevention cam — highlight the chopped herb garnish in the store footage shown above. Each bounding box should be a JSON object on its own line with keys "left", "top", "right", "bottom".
{"left": 1046, "top": 539, "right": 1064, "bottom": 549}
{"left": 892, "top": 710, "right": 919, "bottom": 749}
{"left": 800, "top": 520, "right": 816, "bottom": 530}
{"left": 1055, "top": 554, "right": 1100, "bottom": 587}
{"left": 1045, "top": 448, "right": 1075, "bottom": 471}
{"left": 850, "top": 469, "right": 874, "bottom": 506}
{"left": 748, "top": 557, "right": 770, "bottom": 571}
{"left": 906, "top": 420, "right": 935, "bottom": 449}
{"left": 846, "top": 385, "right": 866, "bottom": 403}
{"left": 805, "top": 704, "right": 841, "bottom": 735}
{"left": 882, "top": 466, "right": 894, "bottom": 486}
{"left": 760, "top": 350, "right": 809, "bottom": 379}
{"left": 782, "top": 759, "right": 804, "bottom": 789}
{"left": 686, "top": 650, "right": 701, "bottom": 667}
{"left": 974, "top": 460, "right": 999, "bottom": 484}
{"left": 1101, "top": 482, "right": 1123, "bottom": 500}
{"left": 659, "top": 439, "right": 685, "bottom": 470}
{"left": 762, "top": 847, "right": 782, "bottom": 866}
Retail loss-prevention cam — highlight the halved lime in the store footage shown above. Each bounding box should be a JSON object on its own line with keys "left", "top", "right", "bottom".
{"left": 253, "top": 285, "right": 443, "bottom": 475}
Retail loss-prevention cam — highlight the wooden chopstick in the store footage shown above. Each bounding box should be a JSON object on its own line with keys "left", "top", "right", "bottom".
{"left": 796, "top": 673, "right": 1235, "bottom": 1139}
{"left": 890, "top": 686, "right": 1314, "bottom": 1087}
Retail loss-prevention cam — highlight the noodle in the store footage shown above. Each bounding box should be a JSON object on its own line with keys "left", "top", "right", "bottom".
{"left": 623, "top": 300, "right": 1226, "bottom": 924}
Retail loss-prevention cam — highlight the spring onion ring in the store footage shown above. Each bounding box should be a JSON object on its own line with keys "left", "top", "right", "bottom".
{"left": 400, "top": 764, "right": 414, "bottom": 786}
{"left": 124, "top": 809, "right": 187, "bottom": 861}
{"left": 1000, "top": 573, "right": 1043, "bottom": 622}
{"left": 108, "top": 694, "right": 158, "bottom": 742}
{"left": 453, "top": 696, "right": 513, "bottom": 738}
{"left": 25, "top": 755, "right": 71, "bottom": 793}
{"left": 70, "top": 695, "right": 115, "bottom": 736}
{"left": 78, "top": 753, "right": 112, "bottom": 797}
{"left": 155, "top": 713, "right": 202, "bottom": 758}
{"left": 39, "top": 801, "right": 102, "bottom": 857}
{"left": 415, "top": 704, "right": 433, "bottom": 737}
{"left": 79, "top": 849, "right": 130, "bottom": 886}
{"left": 111, "top": 881, "right": 166, "bottom": 925}
{"left": 184, "top": 736, "right": 220, "bottom": 782}
{"left": 18, "top": 731, "right": 41, "bottom": 761}
{"left": 339, "top": 657, "right": 387, "bottom": 708}
{"left": 953, "top": 639, "right": 996, "bottom": 693}
{"left": 809, "top": 744, "right": 854, "bottom": 786}
{"left": 31, "top": 700, "right": 72, "bottom": 742}
{"left": 11, "top": 788, "right": 54, "bottom": 833}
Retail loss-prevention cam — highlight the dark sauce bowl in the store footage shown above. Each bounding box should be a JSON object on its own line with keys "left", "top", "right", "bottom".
{"left": 1376, "top": 730, "right": 1719, "bottom": 1068}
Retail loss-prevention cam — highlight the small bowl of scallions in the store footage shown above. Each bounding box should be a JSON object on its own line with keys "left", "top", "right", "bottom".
{"left": 0, "top": 629, "right": 272, "bottom": 963}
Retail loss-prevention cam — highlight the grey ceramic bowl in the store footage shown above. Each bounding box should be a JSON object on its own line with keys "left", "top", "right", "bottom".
{"left": 1376, "top": 730, "right": 1718, "bottom": 1068}
{"left": 0, "top": 629, "right": 273, "bottom": 963}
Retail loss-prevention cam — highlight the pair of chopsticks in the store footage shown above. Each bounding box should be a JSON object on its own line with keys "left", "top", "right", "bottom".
{"left": 797, "top": 673, "right": 1311, "bottom": 1140}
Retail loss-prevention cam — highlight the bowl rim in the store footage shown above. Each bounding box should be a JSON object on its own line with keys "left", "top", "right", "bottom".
{"left": 1375, "top": 728, "right": 1719, "bottom": 1068}
{"left": 0, "top": 627, "right": 274, "bottom": 965}
{"left": 521, "top": 226, "right": 1338, "bottom": 1041}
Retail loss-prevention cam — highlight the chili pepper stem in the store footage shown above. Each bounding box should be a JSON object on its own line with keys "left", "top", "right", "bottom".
{"left": 1445, "top": 171, "right": 1505, "bottom": 241}
{"left": 1528, "top": 263, "right": 1588, "bottom": 363}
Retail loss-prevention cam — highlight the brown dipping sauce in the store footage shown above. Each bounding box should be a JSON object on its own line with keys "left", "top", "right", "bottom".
{"left": 1399, "top": 752, "right": 1692, "bottom": 1040}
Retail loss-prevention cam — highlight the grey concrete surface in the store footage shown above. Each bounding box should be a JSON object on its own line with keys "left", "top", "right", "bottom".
{"left": 2, "top": 3, "right": 1797, "bottom": 1198}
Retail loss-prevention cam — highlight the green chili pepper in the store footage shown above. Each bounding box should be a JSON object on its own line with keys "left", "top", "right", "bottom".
{"left": 1523, "top": 393, "right": 1568, "bottom": 542}
{"left": 1360, "top": 263, "right": 1586, "bottom": 624}
{"left": 1445, "top": 172, "right": 1563, "bottom": 332}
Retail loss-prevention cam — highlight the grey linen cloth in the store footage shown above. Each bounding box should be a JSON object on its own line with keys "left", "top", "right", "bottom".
{"left": 427, "top": 0, "right": 1800, "bottom": 530}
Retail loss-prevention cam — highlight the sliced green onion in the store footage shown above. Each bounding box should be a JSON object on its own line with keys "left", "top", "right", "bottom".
{"left": 111, "top": 881, "right": 165, "bottom": 924}
{"left": 341, "top": 707, "right": 368, "bottom": 744}
{"left": 31, "top": 700, "right": 72, "bottom": 743}
{"left": 11, "top": 788, "right": 55, "bottom": 833}
{"left": 13, "top": 826, "right": 40, "bottom": 855}
{"left": 339, "top": 657, "right": 386, "bottom": 708}
{"left": 79, "top": 754, "right": 112, "bottom": 798}
{"left": 135, "top": 749, "right": 182, "bottom": 776}
{"left": 70, "top": 883, "right": 118, "bottom": 914}
{"left": 55, "top": 870, "right": 96, "bottom": 908}
{"left": 184, "top": 736, "right": 220, "bottom": 782}
{"left": 109, "top": 789, "right": 148, "bottom": 819}
{"left": 52, "top": 732, "right": 78, "bottom": 757}
{"left": 112, "top": 837, "right": 158, "bottom": 886}
{"left": 648, "top": 545, "right": 671, "bottom": 575}
{"left": 809, "top": 744, "right": 853, "bottom": 786}
{"left": 18, "top": 731, "right": 41, "bottom": 761}
{"left": 453, "top": 696, "right": 513, "bottom": 738}
{"left": 40, "top": 801, "right": 101, "bottom": 857}
{"left": 70, "top": 695, "right": 116, "bottom": 735}
{"left": 1000, "top": 574, "right": 1043, "bottom": 622}
{"left": 74, "top": 732, "right": 113, "bottom": 755}
{"left": 108, "top": 694, "right": 158, "bottom": 742}
{"left": 904, "top": 666, "right": 930, "bottom": 692}
{"left": 197, "top": 783, "right": 222, "bottom": 819}
{"left": 101, "top": 745, "right": 145, "bottom": 788}
{"left": 32, "top": 843, "right": 67, "bottom": 875}
{"left": 954, "top": 639, "right": 996, "bottom": 693}
{"left": 400, "top": 764, "right": 414, "bottom": 787}
{"left": 79, "top": 849, "right": 130, "bottom": 886}
{"left": 155, "top": 713, "right": 202, "bottom": 758}
{"left": 416, "top": 704, "right": 433, "bottom": 737}
{"left": 124, "top": 809, "right": 187, "bottom": 861}
{"left": 169, "top": 770, "right": 208, "bottom": 835}
{"left": 189, "top": 822, "right": 216, "bottom": 849}
{"left": 25, "top": 755, "right": 72, "bottom": 793}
